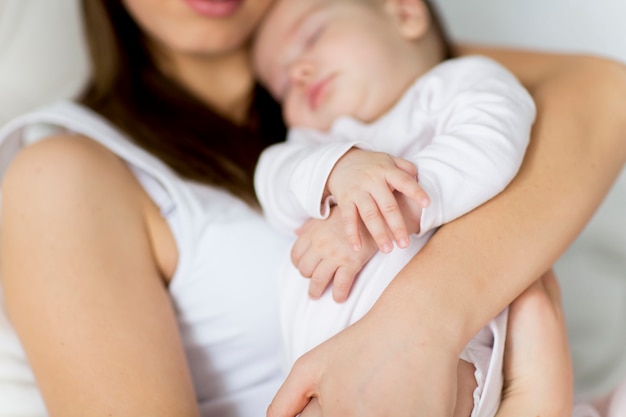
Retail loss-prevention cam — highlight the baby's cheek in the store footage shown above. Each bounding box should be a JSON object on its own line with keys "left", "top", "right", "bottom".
{"left": 284, "top": 98, "right": 308, "bottom": 127}
{"left": 284, "top": 96, "right": 334, "bottom": 132}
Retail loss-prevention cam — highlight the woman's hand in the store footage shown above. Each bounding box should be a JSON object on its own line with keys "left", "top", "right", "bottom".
{"left": 496, "top": 270, "right": 574, "bottom": 417}
{"left": 267, "top": 307, "right": 460, "bottom": 417}
{"left": 269, "top": 271, "right": 575, "bottom": 417}
{"left": 298, "top": 397, "right": 321, "bottom": 417}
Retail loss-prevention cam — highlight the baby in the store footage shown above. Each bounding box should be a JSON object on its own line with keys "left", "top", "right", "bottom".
{"left": 253, "top": 0, "right": 535, "bottom": 416}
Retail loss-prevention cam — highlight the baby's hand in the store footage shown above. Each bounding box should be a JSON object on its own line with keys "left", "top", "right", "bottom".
{"left": 327, "top": 148, "right": 429, "bottom": 253}
{"left": 291, "top": 206, "right": 377, "bottom": 302}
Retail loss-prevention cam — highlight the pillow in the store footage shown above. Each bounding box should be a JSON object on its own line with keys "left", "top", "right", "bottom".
{"left": 0, "top": 0, "right": 90, "bottom": 127}
{"left": 437, "top": 0, "right": 626, "bottom": 64}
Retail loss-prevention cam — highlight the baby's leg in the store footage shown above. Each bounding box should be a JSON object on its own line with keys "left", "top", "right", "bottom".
{"left": 454, "top": 359, "right": 478, "bottom": 417}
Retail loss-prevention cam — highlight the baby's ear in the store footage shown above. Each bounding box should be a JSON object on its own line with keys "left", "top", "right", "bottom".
{"left": 384, "top": 0, "right": 430, "bottom": 40}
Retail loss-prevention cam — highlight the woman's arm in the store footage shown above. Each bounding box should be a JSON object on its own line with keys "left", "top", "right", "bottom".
{"left": 409, "top": 47, "right": 626, "bottom": 339}
{"left": 1, "top": 136, "right": 199, "bottom": 416}
{"left": 457, "top": 44, "right": 620, "bottom": 93}
{"left": 289, "top": 271, "right": 576, "bottom": 417}
{"left": 268, "top": 50, "right": 626, "bottom": 417}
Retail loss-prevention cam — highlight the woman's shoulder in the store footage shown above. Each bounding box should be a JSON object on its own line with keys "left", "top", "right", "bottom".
{"left": 8, "top": 132, "right": 133, "bottom": 183}
{"left": 0, "top": 101, "right": 170, "bottom": 175}
{"left": 2, "top": 130, "right": 178, "bottom": 286}
{"left": 3, "top": 132, "right": 146, "bottom": 218}
{"left": 0, "top": 101, "right": 178, "bottom": 205}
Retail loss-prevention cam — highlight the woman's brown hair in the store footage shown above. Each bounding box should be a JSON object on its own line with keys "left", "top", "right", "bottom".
{"left": 80, "top": 0, "right": 286, "bottom": 205}
{"left": 425, "top": 0, "right": 455, "bottom": 60}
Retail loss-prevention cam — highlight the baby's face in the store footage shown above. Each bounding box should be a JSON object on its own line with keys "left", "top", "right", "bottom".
{"left": 253, "top": 0, "right": 422, "bottom": 131}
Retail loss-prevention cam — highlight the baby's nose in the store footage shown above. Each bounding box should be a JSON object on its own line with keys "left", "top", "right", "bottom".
{"left": 289, "top": 61, "right": 315, "bottom": 86}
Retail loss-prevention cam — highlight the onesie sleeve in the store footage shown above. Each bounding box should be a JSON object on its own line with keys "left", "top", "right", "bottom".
{"left": 254, "top": 127, "right": 369, "bottom": 235}
{"left": 412, "top": 56, "right": 536, "bottom": 235}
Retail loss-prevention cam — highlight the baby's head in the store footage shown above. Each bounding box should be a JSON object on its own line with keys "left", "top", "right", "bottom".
{"left": 253, "top": 0, "right": 451, "bottom": 131}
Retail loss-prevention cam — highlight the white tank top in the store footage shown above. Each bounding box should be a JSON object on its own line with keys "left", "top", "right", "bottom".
{"left": 0, "top": 100, "right": 291, "bottom": 417}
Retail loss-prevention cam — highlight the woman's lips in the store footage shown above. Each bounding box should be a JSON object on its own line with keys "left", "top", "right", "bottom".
{"left": 182, "top": 0, "right": 243, "bottom": 18}
{"left": 307, "top": 75, "right": 335, "bottom": 111}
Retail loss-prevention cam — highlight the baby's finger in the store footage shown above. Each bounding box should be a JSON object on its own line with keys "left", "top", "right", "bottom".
{"left": 294, "top": 217, "right": 314, "bottom": 237}
{"left": 290, "top": 233, "right": 311, "bottom": 267}
{"left": 392, "top": 156, "right": 418, "bottom": 177}
{"left": 388, "top": 169, "right": 430, "bottom": 208}
{"left": 369, "top": 189, "right": 410, "bottom": 249}
{"left": 309, "top": 260, "right": 337, "bottom": 299}
{"left": 340, "top": 203, "right": 362, "bottom": 252}
{"left": 295, "top": 250, "right": 322, "bottom": 279}
{"left": 331, "top": 265, "right": 359, "bottom": 303}
{"left": 356, "top": 196, "right": 394, "bottom": 253}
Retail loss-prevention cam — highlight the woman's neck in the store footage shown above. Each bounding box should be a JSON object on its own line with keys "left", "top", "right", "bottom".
{"left": 158, "top": 48, "right": 255, "bottom": 125}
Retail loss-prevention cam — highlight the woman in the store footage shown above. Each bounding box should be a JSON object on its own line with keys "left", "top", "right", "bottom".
{"left": 0, "top": 0, "right": 624, "bottom": 416}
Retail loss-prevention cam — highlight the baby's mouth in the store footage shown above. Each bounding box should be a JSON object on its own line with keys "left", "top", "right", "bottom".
{"left": 307, "top": 75, "right": 335, "bottom": 111}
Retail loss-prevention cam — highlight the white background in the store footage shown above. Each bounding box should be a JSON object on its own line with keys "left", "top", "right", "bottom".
{"left": 437, "top": 0, "right": 626, "bottom": 64}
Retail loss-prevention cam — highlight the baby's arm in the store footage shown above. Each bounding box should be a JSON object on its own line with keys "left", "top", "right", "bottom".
{"left": 325, "top": 148, "right": 429, "bottom": 253}
{"left": 256, "top": 131, "right": 425, "bottom": 302}
{"left": 255, "top": 129, "right": 427, "bottom": 247}
{"left": 409, "top": 56, "right": 536, "bottom": 232}
{"left": 254, "top": 128, "right": 357, "bottom": 236}
{"left": 321, "top": 56, "right": 535, "bottom": 255}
